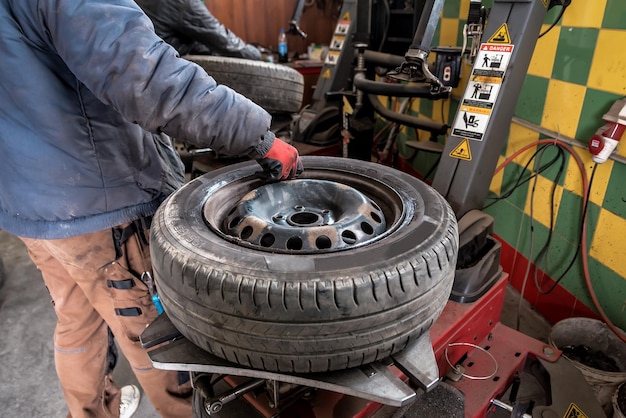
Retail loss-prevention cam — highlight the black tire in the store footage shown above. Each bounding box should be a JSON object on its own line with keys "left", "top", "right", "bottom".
{"left": 151, "top": 156, "right": 458, "bottom": 373}
{"left": 184, "top": 55, "right": 304, "bottom": 114}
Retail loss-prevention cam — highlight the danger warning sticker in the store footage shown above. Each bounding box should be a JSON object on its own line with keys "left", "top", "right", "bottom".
{"left": 450, "top": 43, "right": 514, "bottom": 141}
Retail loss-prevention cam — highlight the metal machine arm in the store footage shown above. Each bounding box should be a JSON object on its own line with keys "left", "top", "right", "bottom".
{"left": 287, "top": 0, "right": 308, "bottom": 39}
{"left": 386, "top": 0, "right": 451, "bottom": 95}
{"left": 432, "top": 0, "right": 550, "bottom": 219}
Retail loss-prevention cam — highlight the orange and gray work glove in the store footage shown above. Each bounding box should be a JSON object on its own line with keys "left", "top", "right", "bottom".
{"left": 255, "top": 132, "right": 303, "bottom": 180}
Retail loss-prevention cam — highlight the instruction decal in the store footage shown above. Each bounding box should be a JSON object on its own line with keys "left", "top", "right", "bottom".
{"left": 327, "top": 13, "right": 351, "bottom": 66}
{"left": 449, "top": 139, "right": 472, "bottom": 161}
{"left": 325, "top": 50, "right": 340, "bottom": 65}
{"left": 335, "top": 14, "right": 350, "bottom": 36}
{"left": 451, "top": 43, "right": 514, "bottom": 141}
{"left": 563, "top": 403, "right": 589, "bottom": 418}
{"left": 330, "top": 35, "right": 346, "bottom": 50}
{"left": 487, "top": 23, "right": 511, "bottom": 44}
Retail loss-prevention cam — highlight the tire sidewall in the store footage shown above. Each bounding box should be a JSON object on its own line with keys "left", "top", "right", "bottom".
{"left": 151, "top": 156, "right": 458, "bottom": 372}
{"left": 155, "top": 156, "right": 455, "bottom": 277}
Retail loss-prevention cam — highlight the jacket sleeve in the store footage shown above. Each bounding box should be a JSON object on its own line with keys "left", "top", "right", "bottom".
{"left": 33, "top": 0, "right": 271, "bottom": 158}
{"left": 179, "top": 0, "right": 261, "bottom": 60}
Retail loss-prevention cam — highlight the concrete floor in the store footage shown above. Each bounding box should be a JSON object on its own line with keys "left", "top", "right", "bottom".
{"left": 0, "top": 228, "right": 553, "bottom": 418}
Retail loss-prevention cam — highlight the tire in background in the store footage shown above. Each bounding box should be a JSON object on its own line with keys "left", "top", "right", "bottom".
{"left": 184, "top": 55, "right": 304, "bottom": 114}
{"left": 151, "top": 156, "right": 458, "bottom": 373}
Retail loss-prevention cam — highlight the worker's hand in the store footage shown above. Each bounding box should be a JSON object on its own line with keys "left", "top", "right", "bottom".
{"left": 256, "top": 137, "right": 303, "bottom": 181}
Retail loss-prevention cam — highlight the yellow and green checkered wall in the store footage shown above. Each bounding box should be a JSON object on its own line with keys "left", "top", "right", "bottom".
{"left": 395, "top": 0, "right": 626, "bottom": 330}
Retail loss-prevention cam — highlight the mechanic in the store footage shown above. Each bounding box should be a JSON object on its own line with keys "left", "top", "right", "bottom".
{"left": 0, "top": 0, "right": 301, "bottom": 417}
{"left": 135, "top": 0, "right": 263, "bottom": 60}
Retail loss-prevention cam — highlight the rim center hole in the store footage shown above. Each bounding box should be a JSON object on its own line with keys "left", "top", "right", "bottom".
{"left": 288, "top": 211, "right": 321, "bottom": 226}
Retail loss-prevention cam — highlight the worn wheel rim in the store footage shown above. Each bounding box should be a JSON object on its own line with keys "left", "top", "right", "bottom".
{"left": 202, "top": 171, "right": 408, "bottom": 254}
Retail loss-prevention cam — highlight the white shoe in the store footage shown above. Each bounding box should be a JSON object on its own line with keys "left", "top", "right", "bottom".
{"left": 119, "top": 384, "right": 141, "bottom": 418}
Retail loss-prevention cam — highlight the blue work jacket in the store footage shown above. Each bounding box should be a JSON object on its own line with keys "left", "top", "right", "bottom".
{"left": 0, "top": 0, "right": 272, "bottom": 239}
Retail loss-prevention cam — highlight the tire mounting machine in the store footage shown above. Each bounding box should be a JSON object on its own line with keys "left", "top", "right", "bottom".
{"left": 140, "top": 0, "right": 608, "bottom": 417}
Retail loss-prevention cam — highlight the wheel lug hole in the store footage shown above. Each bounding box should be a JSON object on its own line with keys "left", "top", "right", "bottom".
{"left": 240, "top": 226, "right": 253, "bottom": 240}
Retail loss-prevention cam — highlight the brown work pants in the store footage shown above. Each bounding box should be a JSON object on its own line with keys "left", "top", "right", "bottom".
{"left": 20, "top": 223, "right": 192, "bottom": 418}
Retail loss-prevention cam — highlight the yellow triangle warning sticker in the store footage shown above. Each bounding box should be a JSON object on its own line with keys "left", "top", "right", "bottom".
{"left": 487, "top": 23, "right": 511, "bottom": 44}
{"left": 341, "top": 12, "right": 350, "bottom": 21}
{"left": 343, "top": 96, "right": 354, "bottom": 115}
{"left": 449, "top": 139, "right": 472, "bottom": 161}
{"left": 563, "top": 403, "right": 589, "bottom": 418}
{"left": 322, "top": 68, "right": 331, "bottom": 79}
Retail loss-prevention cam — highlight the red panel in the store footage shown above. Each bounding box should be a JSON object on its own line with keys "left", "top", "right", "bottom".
{"left": 572, "top": 299, "right": 601, "bottom": 320}
{"left": 533, "top": 278, "right": 577, "bottom": 324}
{"left": 446, "top": 323, "right": 560, "bottom": 418}
{"left": 431, "top": 276, "right": 508, "bottom": 369}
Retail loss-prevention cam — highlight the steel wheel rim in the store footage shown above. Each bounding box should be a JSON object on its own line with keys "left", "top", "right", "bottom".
{"left": 201, "top": 169, "right": 409, "bottom": 254}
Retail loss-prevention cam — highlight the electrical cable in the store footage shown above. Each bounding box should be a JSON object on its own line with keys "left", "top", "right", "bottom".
{"left": 516, "top": 145, "right": 545, "bottom": 330}
{"left": 483, "top": 144, "right": 563, "bottom": 210}
{"left": 579, "top": 164, "right": 626, "bottom": 343}
{"left": 493, "top": 139, "right": 626, "bottom": 344}
{"left": 531, "top": 146, "right": 566, "bottom": 293}
{"left": 538, "top": 1, "right": 571, "bottom": 38}
{"left": 492, "top": 140, "right": 583, "bottom": 332}
{"left": 536, "top": 160, "right": 593, "bottom": 295}
{"left": 487, "top": 145, "right": 559, "bottom": 204}
{"left": 515, "top": 145, "right": 565, "bottom": 328}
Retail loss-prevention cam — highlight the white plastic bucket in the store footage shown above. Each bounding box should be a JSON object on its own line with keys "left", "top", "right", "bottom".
{"left": 550, "top": 317, "right": 626, "bottom": 417}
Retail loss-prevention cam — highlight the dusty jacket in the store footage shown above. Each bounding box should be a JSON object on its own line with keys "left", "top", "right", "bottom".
{"left": 0, "top": 0, "right": 272, "bottom": 239}
{"left": 135, "top": 0, "right": 262, "bottom": 60}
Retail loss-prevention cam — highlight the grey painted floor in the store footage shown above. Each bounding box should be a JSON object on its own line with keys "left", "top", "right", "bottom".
{"left": 0, "top": 229, "right": 552, "bottom": 418}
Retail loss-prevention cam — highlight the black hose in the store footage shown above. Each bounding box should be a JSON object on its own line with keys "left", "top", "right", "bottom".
{"left": 353, "top": 73, "right": 450, "bottom": 99}
{"left": 367, "top": 93, "right": 448, "bottom": 134}
{"left": 363, "top": 50, "right": 405, "bottom": 69}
